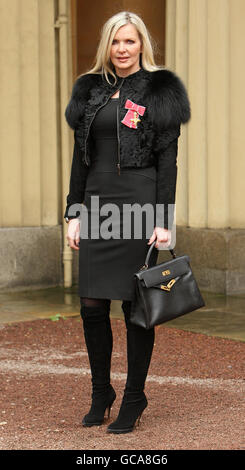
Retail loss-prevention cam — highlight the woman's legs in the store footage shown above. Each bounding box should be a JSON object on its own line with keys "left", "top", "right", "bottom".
{"left": 107, "top": 299, "right": 155, "bottom": 433}
{"left": 80, "top": 297, "right": 116, "bottom": 426}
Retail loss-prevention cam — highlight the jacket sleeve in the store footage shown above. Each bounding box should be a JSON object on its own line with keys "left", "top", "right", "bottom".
{"left": 146, "top": 69, "right": 191, "bottom": 230}
{"left": 155, "top": 126, "right": 181, "bottom": 230}
{"left": 63, "top": 131, "right": 89, "bottom": 219}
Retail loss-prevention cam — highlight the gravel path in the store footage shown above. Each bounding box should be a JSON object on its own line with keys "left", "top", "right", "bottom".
{"left": 0, "top": 317, "right": 244, "bottom": 450}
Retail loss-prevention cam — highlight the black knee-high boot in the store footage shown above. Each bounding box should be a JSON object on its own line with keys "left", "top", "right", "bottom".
{"left": 80, "top": 301, "right": 116, "bottom": 426}
{"left": 107, "top": 300, "right": 155, "bottom": 434}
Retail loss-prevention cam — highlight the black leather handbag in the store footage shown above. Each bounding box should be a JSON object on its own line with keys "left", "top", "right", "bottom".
{"left": 130, "top": 241, "right": 205, "bottom": 329}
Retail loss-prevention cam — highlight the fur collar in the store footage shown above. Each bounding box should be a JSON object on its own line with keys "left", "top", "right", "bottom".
{"left": 144, "top": 69, "right": 191, "bottom": 130}
{"left": 65, "top": 68, "right": 191, "bottom": 131}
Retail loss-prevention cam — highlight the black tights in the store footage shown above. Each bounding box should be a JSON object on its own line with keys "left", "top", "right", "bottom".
{"left": 80, "top": 297, "right": 111, "bottom": 309}
{"left": 80, "top": 297, "right": 132, "bottom": 327}
{"left": 80, "top": 297, "right": 130, "bottom": 312}
{"left": 80, "top": 297, "right": 147, "bottom": 332}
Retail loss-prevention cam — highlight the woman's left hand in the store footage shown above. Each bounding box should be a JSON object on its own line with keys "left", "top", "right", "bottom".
{"left": 147, "top": 226, "right": 171, "bottom": 249}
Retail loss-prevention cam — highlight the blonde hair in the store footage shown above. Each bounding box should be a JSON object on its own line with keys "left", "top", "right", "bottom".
{"left": 82, "top": 11, "right": 162, "bottom": 84}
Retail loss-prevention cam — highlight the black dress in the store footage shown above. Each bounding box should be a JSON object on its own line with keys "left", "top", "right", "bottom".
{"left": 78, "top": 97, "right": 158, "bottom": 301}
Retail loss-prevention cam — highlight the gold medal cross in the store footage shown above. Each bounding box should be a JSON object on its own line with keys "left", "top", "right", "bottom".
{"left": 130, "top": 112, "right": 141, "bottom": 128}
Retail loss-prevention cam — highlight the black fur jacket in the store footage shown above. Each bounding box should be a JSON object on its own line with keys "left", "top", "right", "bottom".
{"left": 64, "top": 68, "right": 191, "bottom": 226}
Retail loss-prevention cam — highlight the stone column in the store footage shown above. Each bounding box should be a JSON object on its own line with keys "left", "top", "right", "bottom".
{"left": 165, "top": 0, "right": 245, "bottom": 294}
{"left": 0, "top": 0, "right": 58, "bottom": 227}
{"left": 0, "top": 0, "right": 22, "bottom": 226}
{"left": 0, "top": 0, "right": 62, "bottom": 290}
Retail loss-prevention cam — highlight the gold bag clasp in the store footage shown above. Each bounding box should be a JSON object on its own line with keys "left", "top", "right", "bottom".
{"left": 162, "top": 269, "right": 170, "bottom": 276}
{"left": 160, "top": 279, "right": 176, "bottom": 292}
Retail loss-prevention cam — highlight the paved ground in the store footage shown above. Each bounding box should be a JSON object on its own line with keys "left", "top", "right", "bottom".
{"left": 1, "top": 288, "right": 245, "bottom": 342}
{"left": 0, "top": 315, "right": 244, "bottom": 450}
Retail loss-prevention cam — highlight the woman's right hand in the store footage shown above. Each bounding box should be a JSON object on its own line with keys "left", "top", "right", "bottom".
{"left": 66, "top": 218, "right": 80, "bottom": 250}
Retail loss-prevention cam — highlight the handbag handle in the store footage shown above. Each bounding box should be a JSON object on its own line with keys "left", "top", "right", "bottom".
{"left": 142, "top": 240, "right": 176, "bottom": 269}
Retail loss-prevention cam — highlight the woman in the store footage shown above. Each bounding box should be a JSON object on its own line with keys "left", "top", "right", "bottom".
{"left": 64, "top": 11, "right": 190, "bottom": 434}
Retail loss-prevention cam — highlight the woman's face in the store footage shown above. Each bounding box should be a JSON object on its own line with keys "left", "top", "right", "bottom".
{"left": 110, "top": 23, "right": 142, "bottom": 77}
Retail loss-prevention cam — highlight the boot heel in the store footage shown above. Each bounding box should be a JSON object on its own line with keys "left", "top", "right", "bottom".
{"left": 107, "top": 393, "right": 148, "bottom": 434}
{"left": 135, "top": 411, "right": 143, "bottom": 428}
{"left": 82, "top": 386, "right": 116, "bottom": 427}
{"left": 106, "top": 399, "right": 114, "bottom": 419}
